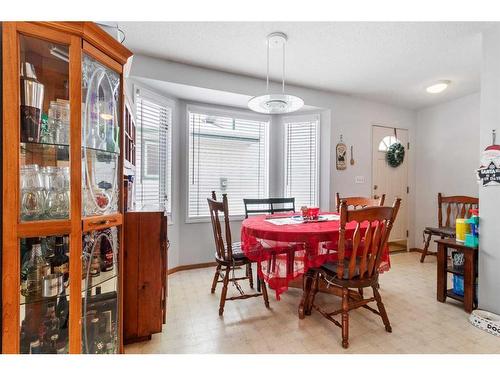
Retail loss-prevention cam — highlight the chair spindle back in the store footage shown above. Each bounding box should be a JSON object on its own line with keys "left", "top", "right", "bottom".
{"left": 207, "top": 191, "right": 233, "bottom": 262}
{"left": 336, "top": 198, "right": 401, "bottom": 280}
{"left": 335, "top": 193, "right": 386, "bottom": 212}
{"left": 438, "top": 193, "right": 479, "bottom": 228}
{"left": 243, "top": 197, "right": 295, "bottom": 218}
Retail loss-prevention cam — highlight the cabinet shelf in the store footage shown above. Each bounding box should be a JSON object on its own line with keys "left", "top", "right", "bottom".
{"left": 82, "top": 267, "right": 118, "bottom": 293}
{"left": 21, "top": 140, "right": 70, "bottom": 149}
{"left": 82, "top": 145, "right": 120, "bottom": 155}
{"left": 446, "top": 266, "right": 464, "bottom": 276}
{"left": 20, "top": 287, "right": 70, "bottom": 306}
{"left": 446, "top": 289, "right": 464, "bottom": 302}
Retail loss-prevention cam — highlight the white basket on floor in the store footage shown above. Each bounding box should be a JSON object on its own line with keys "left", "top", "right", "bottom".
{"left": 469, "top": 310, "right": 500, "bottom": 337}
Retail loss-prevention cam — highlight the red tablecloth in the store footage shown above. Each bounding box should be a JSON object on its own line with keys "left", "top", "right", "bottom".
{"left": 241, "top": 213, "right": 391, "bottom": 299}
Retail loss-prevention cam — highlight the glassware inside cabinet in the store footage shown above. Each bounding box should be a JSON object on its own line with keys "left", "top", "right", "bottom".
{"left": 81, "top": 54, "right": 120, "bottom": 154}
{"left": 19, "top": 35, "right": 71, "bottom": 222}
{"left": 82, "top": 149, "right": 119, "bottom": 216}
{"left": 81, "top": 53, "right": 121, "bottom": 217}
{"left": 81, "top": 227, "right": 119, "bottom": 354}
{"left": 20, "top": 235, "right": 70, "bottom": 354}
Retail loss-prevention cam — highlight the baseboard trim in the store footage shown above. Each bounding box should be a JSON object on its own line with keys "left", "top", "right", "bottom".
{"left": 168, "top": 261, "right": 217, "bottom": 275}
{"left": 409, "top": 247, "right": 423, "bottom": 253}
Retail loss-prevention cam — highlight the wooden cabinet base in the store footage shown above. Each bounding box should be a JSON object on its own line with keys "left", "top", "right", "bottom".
{"left": 123, "top": 211, "right": 168, "bottom": 344}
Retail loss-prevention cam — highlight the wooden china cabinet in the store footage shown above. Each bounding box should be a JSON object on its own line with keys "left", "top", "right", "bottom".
{"left": 1, "top": 22, "right": 132, "bottom": 354}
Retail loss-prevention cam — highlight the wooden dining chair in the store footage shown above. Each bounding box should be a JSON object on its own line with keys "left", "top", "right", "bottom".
{"left": 243, "top": 197, "right": 296, "bottom": 291}
{"left": 208, "top": 192, "right": 269, "bottom": 316}
{"left": 301, "top": 198, "right": 401, "bottom": 349}
{"left": 243, "top": 197, "right": 295, "bottom": 218}
{"left": 420, "top": 193, "right": 479, "bottom": 263}
{"left": 335, "top": 193, "right": 385, "bottom": 212}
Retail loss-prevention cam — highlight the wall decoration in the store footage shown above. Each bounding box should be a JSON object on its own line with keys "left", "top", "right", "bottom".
{"left": 336, "top": 135, "right": 347, "bottom": 170}
{"left": 350, "top": 145, "right": 355, "bottom": 165}
{"left": 477, "top": 130, "right": 500, "bottom": 186}
{"left": 386, "top": 128, "right": 405, "bottom": 168}
{"left": 386, "top": 142, "right": 405, "bottom": 167}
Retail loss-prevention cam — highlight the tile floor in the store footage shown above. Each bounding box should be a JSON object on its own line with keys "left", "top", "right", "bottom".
{"left": 125, "top": 252, "right": 500, "bottom": 354}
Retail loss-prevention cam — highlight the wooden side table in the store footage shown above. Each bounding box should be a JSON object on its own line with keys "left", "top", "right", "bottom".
{"left": 436, "top": 239, "right": 478, "bottom": 313}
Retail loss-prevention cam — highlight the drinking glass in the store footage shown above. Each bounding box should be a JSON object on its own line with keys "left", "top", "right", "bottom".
{"left": 20, "top": 164, "right": 45, "bottom": 220}
{"left": 45, "top": 167, "right": 70, "bottom": 219}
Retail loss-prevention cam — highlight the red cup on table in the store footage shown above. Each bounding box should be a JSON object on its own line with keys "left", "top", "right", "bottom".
{"left": 307, "top": 207, "right": 320, "bottom": 220}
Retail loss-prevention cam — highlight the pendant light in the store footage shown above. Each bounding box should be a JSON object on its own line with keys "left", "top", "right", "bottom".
{"left": 248, "top": 32, "right": 304, "bottom": 114}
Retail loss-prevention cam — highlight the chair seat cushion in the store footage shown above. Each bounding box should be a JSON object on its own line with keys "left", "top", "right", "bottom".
{"left": 424, "top": 226, "right": 455, "bottom": 237}
{"left": 321, "top": 257, "right": 361, "bottom": 279}
{"left": 215, "top": 242, "right": 259, "bottom": 263}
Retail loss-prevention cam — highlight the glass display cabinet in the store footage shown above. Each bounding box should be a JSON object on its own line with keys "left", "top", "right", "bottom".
{"left": 1, "top": 22, "right": 132, "bottom": 354}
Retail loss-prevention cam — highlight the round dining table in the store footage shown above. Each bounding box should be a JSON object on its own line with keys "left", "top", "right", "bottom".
{"left": 240, "top": 213, "right": 391, "bottom": 301}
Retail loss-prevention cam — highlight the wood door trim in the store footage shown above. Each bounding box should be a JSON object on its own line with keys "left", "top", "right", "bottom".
{"left": 16, "top": 22, "right": 72, "bottom": 44}
{"left": 32, "top": 22, "right": 132, "bottom": 65}
{"left": 83, "top": 40, "right": 122, "bottom": 74}
{"left": 17, "top": 221, "right": 72, "bottom": 237}
{"left": 68, "top": 34, "right": 83, "bottom": 354}
{"left": 2, "top": 21, "right": 21, "bottom": 354}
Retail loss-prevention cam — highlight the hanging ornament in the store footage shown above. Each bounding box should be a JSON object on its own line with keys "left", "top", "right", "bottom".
{"left": 477, "top": 129, "right": 500, "bottom": 186}
{"left": 336, "top": 135, "right": 347, "bottom": 170}
{"left": 386, "top": 128, "right": 405, "bottom": 168}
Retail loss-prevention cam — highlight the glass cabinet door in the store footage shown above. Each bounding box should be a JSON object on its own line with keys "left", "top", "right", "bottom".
{"left": 19, "top": 35, "right": 71, "bottom": 222}
{"left": 20, "top": 235, "right": 70, "bottom": 354}
{"left": 81, "top": 54, "right": 120, "bottom": 217}
{"left": 81, "top": 227, "right": 119, "bottom": 354}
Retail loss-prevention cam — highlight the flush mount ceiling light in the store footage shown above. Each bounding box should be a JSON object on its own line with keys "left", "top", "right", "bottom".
{"left": 248, "top": 32, "right": 304, "bottom": 114}
{"left": 426, "top": 80, "right": 451, "bottom": 94}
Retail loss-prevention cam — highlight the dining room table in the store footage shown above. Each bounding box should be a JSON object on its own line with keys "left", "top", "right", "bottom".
{"left": 240, "top": 212, "right": 391, "bottom": 314}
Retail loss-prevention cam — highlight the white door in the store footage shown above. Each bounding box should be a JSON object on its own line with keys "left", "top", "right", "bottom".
{"left": 372, "top": 125, "right": 409, "bottom": 244}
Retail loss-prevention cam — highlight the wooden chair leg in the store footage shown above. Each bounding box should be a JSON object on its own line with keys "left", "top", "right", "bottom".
{"left": 219, "top": 266, "right": 230, "bottom": 316}
{"left": 357, "top": 288, "right": 363, "bottom": 298}
{"left": 306, "top": 272, "right": 319, "bottom": 315}
{"left": 299, "top": 270, "right": 315, "bottom": 319}
{"left": 420, "top": 231, "right": 432, "bottom": 263}
{"left": 372, "top": 285, "right": 392, "bottom": 333}
{"left": 211, "top": 264, "right": 221, "bottom": 294}
{"left": 247, "top": 263, "right": 254, "bottom": 289}
{"left": 258, "top": 262, "right": 270, "bottom": 308}
{"left": 341, "top": 287, "right": 350, "bottom": 349}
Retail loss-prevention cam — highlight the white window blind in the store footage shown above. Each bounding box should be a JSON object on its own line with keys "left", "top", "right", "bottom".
{"left": 188, "top": 106, "right": 269, "bottom": 219}
{"left": 284, "top": 115, "right": 320, "bottom": 208}
{"left": 135, "top": 88, "right": 172, "bottom": 213}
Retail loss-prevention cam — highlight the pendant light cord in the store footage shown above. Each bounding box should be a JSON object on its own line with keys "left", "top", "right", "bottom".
{"left": 266, "top": 38, "right": 270, "bottom": 93}
{"left": 282, "top": 41, "right": 286, "bottom": 94}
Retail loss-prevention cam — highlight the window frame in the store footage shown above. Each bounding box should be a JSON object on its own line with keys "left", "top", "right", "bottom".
{"left": 134, "top": 84, "right": 174, "bottom": 217}
{"left": 185, "top": 103, "right": 271, "bottom": 223}
{"left": 282, "top": 113, "right": 321, "bottom": 208}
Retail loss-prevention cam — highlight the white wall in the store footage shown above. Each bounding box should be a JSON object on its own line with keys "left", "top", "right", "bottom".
{"left": 414, "top": 93, "right": 480, "bottom": 251}
{"left": 479, "top": 26, "right": 500, "bottom": 314}
{"left": 128, "top": 55, "right": 417, "bottom": 268}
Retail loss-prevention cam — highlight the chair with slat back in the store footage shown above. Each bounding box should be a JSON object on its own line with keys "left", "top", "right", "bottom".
{"left": 243, "top": 197, "right": 296, "bottom": 292}
{"left": 301, "top": 198, "right": 401, "bottom": 349}
{"left": 243, "top": 197, "right": 295, "bottom": 218}
{"left": 208, "top": 191, "right": 269, "bottom": 315}
{"left": 420, "top": 193, "right": 479, "bottom": 263}
{"left": 335, "top": 193, "right": 385, "bottom": 212}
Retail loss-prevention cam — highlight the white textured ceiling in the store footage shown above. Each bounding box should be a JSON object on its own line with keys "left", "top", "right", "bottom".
{"left": 119, "top": 22, "right": 491, "bottom": 109}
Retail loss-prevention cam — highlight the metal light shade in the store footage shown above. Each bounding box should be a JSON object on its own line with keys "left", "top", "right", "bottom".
{"left": 248, "top": 93, "right": 304, "bottom": 114}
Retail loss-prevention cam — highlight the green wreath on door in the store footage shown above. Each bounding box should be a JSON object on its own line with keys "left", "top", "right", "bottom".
{"left": 386, "top": 142, "right": 405, "bottom": 168}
